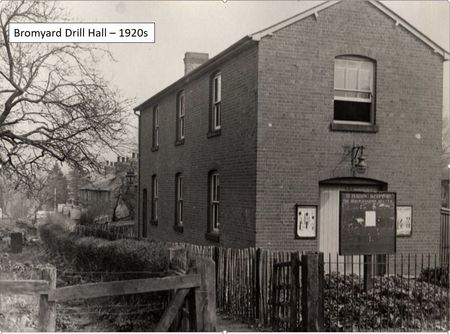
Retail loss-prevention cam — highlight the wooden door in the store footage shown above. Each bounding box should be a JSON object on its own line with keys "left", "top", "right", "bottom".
{"left": 319, "top": 185, "right": 379, "bottom": 274}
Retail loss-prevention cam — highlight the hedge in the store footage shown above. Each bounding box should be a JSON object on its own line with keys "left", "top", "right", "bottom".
{"left": 39, "top": 217, "right": 169, "bottom": 274}
{"left": 38, "top": 216, "right": 171, "bottom": 331}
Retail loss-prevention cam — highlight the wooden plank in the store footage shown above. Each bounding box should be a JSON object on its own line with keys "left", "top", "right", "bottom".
{"left": 0, "top": 280, "right": 49, "bottom": 295}
{"left": 261, "top": 249, "right": 267, "bottom": 326}
{"left": 49, "top": 274, "right": 201, "bottom": 302}
{"left": 290, "top": 252, "right": 300, "bottom": 331}
{"left": 38, "top": 267, "right": 56, "bottom": 332}
{"left": 155, "top": 288, "right": 190, "bottom": 332}
{"left": 204, "top": 257, "right": 217, "bottom": 331}
{"left": 187, "top": 289, "right": 197, "bottom": 331}
{"left": 301, "top": 253, "right": 324, "bottom": 332}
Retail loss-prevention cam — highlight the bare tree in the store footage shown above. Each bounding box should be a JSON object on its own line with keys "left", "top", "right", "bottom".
{"left": 0, "top": 1, "right": 128, "bottom": 190}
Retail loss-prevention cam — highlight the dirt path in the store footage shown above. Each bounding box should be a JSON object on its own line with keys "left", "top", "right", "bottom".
{"left": 216, "top": 313, "right": 255, "bottom": 332}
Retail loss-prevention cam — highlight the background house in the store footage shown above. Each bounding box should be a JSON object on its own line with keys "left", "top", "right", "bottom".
{"left": 80, "top": 154, "right": 138, "bottom": 222}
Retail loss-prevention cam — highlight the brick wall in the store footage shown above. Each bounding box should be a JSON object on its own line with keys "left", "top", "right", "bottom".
{"left": 256, "top": 1, "right": 443, "bottom": 253}
{"left": 139, "top": 44, "right": 259, "bottom": 248}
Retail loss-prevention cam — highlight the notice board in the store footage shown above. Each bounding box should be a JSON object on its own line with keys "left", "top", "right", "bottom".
{"left": 339, "top": 192, "right": 396, "bottom": 255}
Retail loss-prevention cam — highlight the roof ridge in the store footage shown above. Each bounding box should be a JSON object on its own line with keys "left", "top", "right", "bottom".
{"left": 250, "top": 0, "right": 449, "bottom": 59}
{"left": 250, "top": 1, "right": 341, "bottom": 40}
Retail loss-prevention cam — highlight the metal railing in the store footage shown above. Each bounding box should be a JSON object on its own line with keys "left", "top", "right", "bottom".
{"left": 324, "top": 253, "right": 449, "bottom": 332}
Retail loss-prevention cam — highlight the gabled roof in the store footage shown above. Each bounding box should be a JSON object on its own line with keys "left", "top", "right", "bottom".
{"left": 135, "top": 0, "right": 449, "bottom": 111}
{"left": 251, "top": 0, "right": 449, "bottom": 60}
{"left": 250, "top": 1, "right": 341, "bottom": 40}
{"left": 369, "top": 1, "right": 448, "bottom": 60}
{"left": 80, "top": 174, "right": 119, "bottom": 192}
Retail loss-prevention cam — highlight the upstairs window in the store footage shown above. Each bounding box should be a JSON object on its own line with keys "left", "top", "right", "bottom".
{"left": 152, "top": 106, "right": 159, "bottom": 149}
{"left": 151, "top": 175, "right": 158, "bottom": 224}
{"left": 175, "top": 173, "right": 184, "bottom": 229}
{"left": 176, "top": 91, "right": 185, "bottom": 142}
{"left": 212, "top": 73, "right": 221, "bottom": 131}
{"left": 334, "top": 57, "right": 375, "bottom": 124}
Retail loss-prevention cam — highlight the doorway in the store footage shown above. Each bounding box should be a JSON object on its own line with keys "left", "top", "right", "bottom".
{"left": 318, "top": 178, "right": 387, "bottom": 274}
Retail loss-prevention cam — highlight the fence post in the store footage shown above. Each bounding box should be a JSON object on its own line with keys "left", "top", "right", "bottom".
{"left": 38, "top": 266, "right": 57, "bottom": 332}
{"left": 193, "top": 257, "right": 216, "bottom": 331}
{"left": 290, "top": 252, "right": 300, "bottom": 331}
{"left": 255, "top": 248, "right": 261, "bottom": 322}
{"left": 301, "top": 252, "right": 324, "bottom": 332}
{"left": 364, "top": 255, "right": 373, "bottom": 290}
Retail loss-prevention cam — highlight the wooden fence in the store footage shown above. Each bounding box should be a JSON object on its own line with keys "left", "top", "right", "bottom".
{"left": 168, "top": 243, "right": 317, "bottom": 330}
{"left": 0, "top": 258, "right": 216, "bottom": 332}
{"left": 75, "top": 224, "right": 136, "bottom": 240}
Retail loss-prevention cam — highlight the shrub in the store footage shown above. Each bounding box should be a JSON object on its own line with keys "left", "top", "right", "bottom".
{"left": 324, "top": 273, "right": 448, "bottom": 331}
{"left": 419, "top": 267, "right": 449, "bottom": 288}
{"left": 39, "top": 221, "right": 169, "bottom": 274}
{"left": 78, "top": 203, "right": 112, "bottom": 226}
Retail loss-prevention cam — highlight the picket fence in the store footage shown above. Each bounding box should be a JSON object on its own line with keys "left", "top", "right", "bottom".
{"left": 167, "top": 242, "right": 304, "bottom": 329}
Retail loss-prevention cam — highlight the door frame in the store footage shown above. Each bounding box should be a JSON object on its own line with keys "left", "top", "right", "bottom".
{"left": 318, "top": 177, "right": 388, "bottom": 275}
{"left": 319, "top": 176, "right": 388, "bottom": 190}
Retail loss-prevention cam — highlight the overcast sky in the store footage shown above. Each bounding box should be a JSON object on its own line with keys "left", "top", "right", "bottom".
{"left": 62, "top": 1, "right": 449, "bottom": 150}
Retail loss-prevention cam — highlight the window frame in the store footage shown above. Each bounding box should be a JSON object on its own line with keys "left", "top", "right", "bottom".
{"left": 151, "top": 175, "right": 158, "bottom": 225}
{"left": 208, "top": 72, "right": 222, "bottom": 137}
{"left": 176, "top": 91, "right": 185, "bottom": 144}
{"left": 142, "top": 188, "right": 148, "bottom": 238}
{"left": 206, "top": 170, "right": 220, "bottom": 242}
{"left": 212, "top": 73, "right": 221, "bottom": 130}
{"left": 152, "top": 105, "right": 159, "bottom": 150}
{"left": 174, "top": 173, "right": 184, "bottom": 232}
{"left": 331, "top": 56, "right": 378, "bottom": 132}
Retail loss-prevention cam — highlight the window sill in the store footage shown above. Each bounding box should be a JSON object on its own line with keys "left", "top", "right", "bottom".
{"left": 151, "top": 146, "right": 159, "bottom": 152}
{"left": 175, "top": 138, "right": 185, "bottom": 146}
{"left": 205, "top": 231, "right": 220, "bottom": 242}
{"left": 330, "top": 122, "right": 378, "bottom": 133}
{"left": 207, "top": 129, "right": 221, "bottom": 138}
{"left": 150, "top": 219, "right": 158, "bottom": 226}
{"left": 173, "top": 225, "right": 184, "bottom": 233}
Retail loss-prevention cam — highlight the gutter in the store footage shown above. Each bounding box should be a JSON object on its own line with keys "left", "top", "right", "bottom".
{"left": 134, "top": 36, "right": 258, "bottom": 111}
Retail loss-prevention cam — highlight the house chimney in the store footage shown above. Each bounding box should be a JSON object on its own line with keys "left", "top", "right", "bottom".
{"left": 184, "top": 52, "right": 209, "bottom": 75}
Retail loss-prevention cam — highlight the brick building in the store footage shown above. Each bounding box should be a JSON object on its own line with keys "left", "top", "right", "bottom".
{"left": 135, "top": 1, "right": 449, "bottom": 254}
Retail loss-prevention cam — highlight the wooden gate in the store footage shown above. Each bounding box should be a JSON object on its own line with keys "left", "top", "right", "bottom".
{"left": 272, "top": 253, "right": 300, "bottom": 331}
{"left": 271, "top": 252, "right": 324, "bottom": 332}
{"left": 0, "top": 258, "right": 216, "bottom": 332}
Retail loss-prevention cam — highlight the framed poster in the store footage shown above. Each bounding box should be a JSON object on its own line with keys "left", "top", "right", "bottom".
{"left": 339, "top": 192, "right": 396, "bottom": 255}
{"left": 396, "top": 206, "right": 412, "bottom": 237}
{"left": 295, "top": 205, "right": 317, "bottom": 239}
